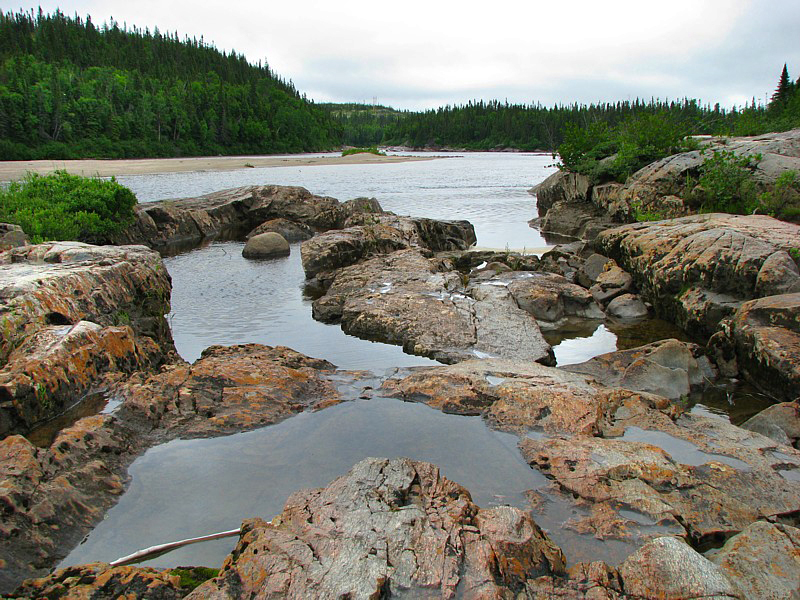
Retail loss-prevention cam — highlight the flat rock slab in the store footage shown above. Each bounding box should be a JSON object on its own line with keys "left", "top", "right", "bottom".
{"left": 188, "top": 457, "right": 565, "bottom": 599}
{"left": 312, "top": 248, "right": 553, "bottom": 364}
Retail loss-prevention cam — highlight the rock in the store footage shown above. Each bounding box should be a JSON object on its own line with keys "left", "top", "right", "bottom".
{"left": 0, "top": 343, "right": 345, "bottom": 591}
{"left": 596, "top": 213, "right": 800, "bottom": 338}
{"left": 741, "top": 401, "right": 800, "bottom": 447}
{"left": 340, "top": 196, "right": 384, "bottom": 219}
{"left": 605, "top": 293, "right": 649, "bottom": 319}
{"left": 530, "top": 170, "right": 591, "bottom": 218}
{"left": 539, "top": 200, "right": 619, "bottom": 242}
{"left": 755, "top": 250, "right": 800, "bottom": 296}
{"left": 576, "top": 253, "right": 613, "bottom": 288}
{"left": 10, "top": 563, "right": 186, "bottom": 599}
{"left": 245, "top": 218, "right": 314, "bottom": 242}
{"left": 0, "top": 223, "right": 28, "bottom": 250}
{"left": 241, "top": 231, "right": 290, "bottom": 259}
{"left": 616, "top": 536, "right": 739, "bottom": 599}
{"left": 301, "top": 214, "right": 476, "bottom": 278}
{"left": 0, "top": 321, "right": 160, "bottom": 436}
{"left": 188, "top": 458, "right": 565, "bottom": 598}
{"left": 505, "top": 271, "right": 604, "bottom": 328}
{"left": 382, "top": 357, "right": 669, "bottom": 436}
{"left": 718, "top": 293, "right": 800, "bottom": 402}
{"left": 311, "top": 249, "right": 553, "bottom": 365}
{"left": 711, "top": 521, "right": 800, "bottom": 599}
{"left": 115, "top": 344, "right": 339, "bottom": 439}
{"left": 562, "top": 339, "right": 714, "bottom": 401}
{"left": 589, "top": 265, "right": 633, "bottom": 305}
{"left": 0, "top": 242, "right": 174, "bottom": 436}
{"left": 112, "top": 185, "right": 382, "bottom": 250}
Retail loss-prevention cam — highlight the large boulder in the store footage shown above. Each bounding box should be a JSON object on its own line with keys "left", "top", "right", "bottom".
{"left": 241, "top": 232, "right": 290, "bottom": 259}
{"left": 0, "top": 223, "right": 28, "bottom": 250}
{"left": 596, "top": 213, "right": 800, "bottom": 338}
{"left": 0, "top": 242, "right": 174, "bottom": 436}
{"left": 188, "top": 457, "right": 565, "bottom": 598}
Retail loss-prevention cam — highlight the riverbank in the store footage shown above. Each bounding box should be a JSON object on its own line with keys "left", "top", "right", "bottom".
{"left": 0, "top": 152, "right": 437, "bottom": 181}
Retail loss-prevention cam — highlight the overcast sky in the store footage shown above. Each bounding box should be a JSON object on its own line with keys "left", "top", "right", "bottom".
{"left": 12, "top": 0, "right": 800, "bottom": 110}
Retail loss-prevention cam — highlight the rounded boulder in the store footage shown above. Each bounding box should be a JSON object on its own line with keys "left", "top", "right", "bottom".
{"left": 242, "top": 232, "right": 290, "bottom": 259}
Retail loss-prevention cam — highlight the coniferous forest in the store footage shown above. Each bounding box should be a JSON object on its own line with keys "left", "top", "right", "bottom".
{"left": 0, "top": 9, "right": 342, "bottom": 159}
{"left": 1, "top": 9, "right": 798, "bottom": 161}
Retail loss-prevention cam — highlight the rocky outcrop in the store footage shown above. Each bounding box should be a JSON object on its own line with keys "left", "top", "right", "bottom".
{"left": 241, "top": 231, "right": 290, "bottom": 259}
{"left": 311, "top": 248, "right": 554, "bottom": 365}
{"left": 189, "top": 457, "right": 565, "bottom": 599}
{"left": 0, "top": 343, "right": 342, "bottom": 591}
{"left": 596, "top": 213, "right": 800, "bottom": 338}
{"left": 111, "top": 185, "right": 381, "bottom": 251}
{"left": 300, "top": 213, "right": 476, "bottom": 279}
{"left": 741, "top": 401, "right": 800, "bottom": 447}
{"left": 503, "top": 271, "right": 604, "bottom": 329}
{"left": 0, "top": 242, "right": 174, "bottom": 436}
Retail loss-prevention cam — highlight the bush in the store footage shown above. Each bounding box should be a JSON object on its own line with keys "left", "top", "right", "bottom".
{"left": 693, "top": 150, "right": 759, "bottom": 214}
{"left": 0, "top": 171, "right": 138, "bottom": 243}
{"left": 757, "top": 170, "right": 800, "bottom": 221}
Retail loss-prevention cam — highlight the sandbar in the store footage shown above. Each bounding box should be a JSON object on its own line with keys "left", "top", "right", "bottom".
{"left": 0, "top": 152, "right": 437, "bottom": 181}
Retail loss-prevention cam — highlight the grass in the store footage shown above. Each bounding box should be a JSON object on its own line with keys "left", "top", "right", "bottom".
{"left": 342, "top": 146, "right": 386, "bottom": 157}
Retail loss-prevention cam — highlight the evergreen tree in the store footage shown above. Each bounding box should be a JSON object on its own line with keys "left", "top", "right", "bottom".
{"left": 770, "top": 64, "right": 793, "bottom": 107}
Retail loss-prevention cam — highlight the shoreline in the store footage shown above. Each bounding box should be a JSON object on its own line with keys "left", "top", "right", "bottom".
{"left": 0, "top": 152, "right": 437, "bottom": 181}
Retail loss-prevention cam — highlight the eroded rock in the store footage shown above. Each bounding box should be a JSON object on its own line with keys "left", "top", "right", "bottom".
{"left": 189, "top": 457, "right": 566, "bottom": 599}
{"left": 245, "top": 218, "right": 314, "bottom": 242}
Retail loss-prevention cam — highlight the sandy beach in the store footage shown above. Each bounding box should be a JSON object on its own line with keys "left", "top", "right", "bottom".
{"left": 0, "top": 152, "right": 437, "bottom": 181}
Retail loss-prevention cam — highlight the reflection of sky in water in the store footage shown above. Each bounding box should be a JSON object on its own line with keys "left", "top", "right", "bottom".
{"left": 551, "top": 324, "right": 618, "bottom": 366}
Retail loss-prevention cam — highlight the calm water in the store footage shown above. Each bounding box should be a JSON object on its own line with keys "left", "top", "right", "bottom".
{"left": 58, "top": 153, "right": 705, "bottom": 571}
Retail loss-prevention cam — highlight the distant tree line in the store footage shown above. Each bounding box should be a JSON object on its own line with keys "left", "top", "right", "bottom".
{"left": 318, "top": 103, "right": 408, "bottom": 147}
{"left": 0, "top": 9, "right": 342, "bottom": 159}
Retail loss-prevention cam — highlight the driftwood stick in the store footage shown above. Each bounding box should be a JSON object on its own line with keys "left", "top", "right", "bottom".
{"left": 109, "top": 527, "right": 242, "bottom": 567}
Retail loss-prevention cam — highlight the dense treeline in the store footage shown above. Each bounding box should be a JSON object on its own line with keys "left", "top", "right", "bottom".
{"left": 380, "top": 66, "right": 800, "bottom": 152}
{"left": 319, "top": 103, "right": 408, "bottom": 147}
{"left": 0, "top": 9, "right": 341, "bottom": 159}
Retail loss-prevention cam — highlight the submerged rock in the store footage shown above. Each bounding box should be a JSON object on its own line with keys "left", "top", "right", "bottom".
{"left": 188, "top": 457, "right": 565, "bottom": 598}
{"left": 241, "top": 231, "right": 290, "bottom": 259}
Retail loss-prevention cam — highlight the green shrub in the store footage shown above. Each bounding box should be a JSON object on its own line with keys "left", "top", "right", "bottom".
{"left": 342, "top": 146, "right": 385, "bottom": 157}
{"left": 757, "top": 170, "right": 800, "bottom": 221}
{"left": 693, "top": 150, "right": 759, "bottom": 214}
{"left": 0, "top": 171, "right": 137, "bottom": 243}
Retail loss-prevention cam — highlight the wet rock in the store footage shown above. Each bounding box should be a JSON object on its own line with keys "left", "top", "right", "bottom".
{"left": 0, "top": 242, "right": 174, "bottom": 436}
{"left": 189, "top": 457, "right": 565, "bottom": 599}
{"left": 589, "top": 265, "right": 633, "bottom": 305}
{"left": 616, "top": 536, "right": 739, "bottom": 599}
{"left": 241, "top": 231, "right": 290, "bottom": 259}
{"left": 0, "top": 416, "right": 133, "bottom": 592}
{"left": 605, "top": 293, "right": 649, "bottom": 320}
{"left": 526, "top": 561, "right": 625, "bottom": 599}
{"left": 0, "top": 223, "right": 28, "bottom": 250}
{"left": 596, "top": 213, "right": 800, "bottom": 338}
{"left": 719, "top": 292, "right": 800, "bottom": 402}
{"left": 9, "top": 563, "right": 186, "bottom": 599}
{"left": 505, "top": 271, "right": 604, "bottom": 328}
{"left": 245, "top": 218, "right": 314, "bottom": 242}
{"left": 741, "top": 401, "right": 800, "bottom": 447}
{"left": 311, "top": 249, "right": 553, "bottom": 364}
{"left": 382, "top": 357, "right": 669, "bottom": 436}
{"left": 112, "top": 185, "right": 380, "bottom": 250}
{"left": 711, "top": 521, "right": 800, "bottom": 599}
{"left": 0, "top": 344, "right": 345, "bottom": 591}
{"left": 562, "top": 339, "right": 715, "bottom": 401}
{"left": 116, "top": 344, "right": 339, "bottom": 439}
{"left": 0, "top": 321, "right": 160, "bottom": 436}
{"left": 300, "top": 214, "right": 475, "bottom": 278}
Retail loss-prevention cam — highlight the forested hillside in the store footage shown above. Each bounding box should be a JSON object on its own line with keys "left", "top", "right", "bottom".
{"left": 319, "top": 103, "right": 408, "bottom": 147}
{"left": 0, "top": 9, "right": 342, "bottom": 159}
